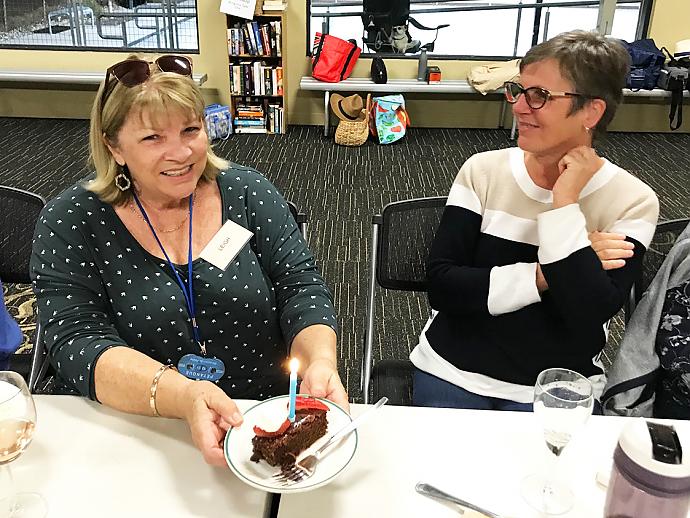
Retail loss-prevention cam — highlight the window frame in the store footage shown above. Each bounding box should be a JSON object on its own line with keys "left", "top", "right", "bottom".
{"left": 0, "top": 1, "right": 201, "bottom": 53}
{"left": 306, "top": 0, "right": 654, "bottom": 60}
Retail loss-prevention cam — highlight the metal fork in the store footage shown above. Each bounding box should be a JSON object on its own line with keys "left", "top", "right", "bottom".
{"left": 272, "top": 396, "right": 388, "bottom": 485}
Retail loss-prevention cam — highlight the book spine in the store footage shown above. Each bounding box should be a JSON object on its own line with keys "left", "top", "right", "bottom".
{"left": 276, "top": 66, "right": 283, "bottom": 96}
{"left": 244, "top": 23, "right": 256, "bottom": 55}
{"left": 261, "top": 24, "right": 272, "bottom": 57}
{"left": 251, "top": 21, "right": 264, "bottom": 56}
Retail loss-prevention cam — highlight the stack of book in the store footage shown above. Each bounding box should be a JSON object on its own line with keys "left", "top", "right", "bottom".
{"left": 230, "top": 63, "right": 283, "bottom": 97}
{"left": 234, "top": 102, "right": 267, "bottom": 134}
{"left": 233, "top": 101, "right": 285, "bottom": 135}
{"left": 227, "top": 20, "right": 281, "bottom": 57}
{"left": 262, "top": 0, "right": 286, "bottom": 11}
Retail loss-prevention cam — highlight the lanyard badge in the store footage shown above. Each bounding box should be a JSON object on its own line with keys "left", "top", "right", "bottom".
{"left": 133, "top": 192, "right": 225, "bottom": 382}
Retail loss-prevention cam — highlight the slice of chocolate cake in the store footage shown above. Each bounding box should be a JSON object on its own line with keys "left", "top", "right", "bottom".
{"left": 251, "top": 396, "right": 328, "bottom": 468}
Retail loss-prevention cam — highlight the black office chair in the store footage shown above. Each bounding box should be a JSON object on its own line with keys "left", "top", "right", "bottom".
{"left": 361, "top": 0, "right": 449, "bottom": 54}
{"left": 286, "top": 200, "right": 307, "bottom": 243}
{"left": 0, "top": 186, "right": 46, "bottom": 384}
{"left": 361, "top": 196, "right": 446, "bottom": 405}
{"left": 31, "top": 198, "right": 309, "bottom": 394}
{"left": 625, "top": 218, "right": 690, "bottom": 322}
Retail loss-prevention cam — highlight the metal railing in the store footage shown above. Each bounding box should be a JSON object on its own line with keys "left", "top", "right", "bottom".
{"left": 96, "top": 4, "right": 196, "bottom": 50}
{"left": 309, "top": 0, "right": 652, "bottom": 58}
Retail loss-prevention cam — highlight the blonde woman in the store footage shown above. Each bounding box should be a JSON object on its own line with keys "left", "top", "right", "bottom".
{"left": 31, "top": 55, "right": 346, "bottom": 466}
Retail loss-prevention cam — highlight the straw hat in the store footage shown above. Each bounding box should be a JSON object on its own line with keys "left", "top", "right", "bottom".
{"left": 330, "top": 93, "right": 365, "bottom": 121}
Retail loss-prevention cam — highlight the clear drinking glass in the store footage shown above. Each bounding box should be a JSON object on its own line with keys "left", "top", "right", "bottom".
{"left": 0, "top": 371, "right": 46, "bottom": 518}
{"left": 521, "top": 368, "right": 594, "bottom": 515}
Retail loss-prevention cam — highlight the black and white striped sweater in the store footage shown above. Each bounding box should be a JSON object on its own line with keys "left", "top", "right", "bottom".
{"left": 411, "top": 147, "right": 659, "bottom": 402}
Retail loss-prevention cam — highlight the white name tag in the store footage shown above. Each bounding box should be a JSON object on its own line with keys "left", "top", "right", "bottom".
{"left": 200, "top": 220, "right": 253, "bottom": 270}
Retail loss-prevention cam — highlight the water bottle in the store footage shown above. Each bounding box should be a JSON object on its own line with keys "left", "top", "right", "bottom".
{"left": 604, "top": 420, "right": 690, "bottom": 518}
{"left": 417, "top": 48, "right": 427, "bottom": 81}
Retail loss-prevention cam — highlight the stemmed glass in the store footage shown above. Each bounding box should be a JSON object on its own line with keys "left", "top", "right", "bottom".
{"left": 0, "top": 371, "right": 46, "bottom": 518}
{"left": 521, "top": 368, "right": 594, "bottom": 515}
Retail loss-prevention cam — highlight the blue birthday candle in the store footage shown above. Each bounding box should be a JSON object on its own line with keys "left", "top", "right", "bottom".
{"left": 288, "top": 358, "right": 299, "bottom": 422}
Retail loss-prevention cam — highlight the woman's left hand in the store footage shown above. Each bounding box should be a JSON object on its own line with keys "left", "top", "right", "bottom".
{"left": 553, "top": 146, "right": 604, "bottom": 208}
{"left": 299, "top": 359, "right": 350, "bottom": 413}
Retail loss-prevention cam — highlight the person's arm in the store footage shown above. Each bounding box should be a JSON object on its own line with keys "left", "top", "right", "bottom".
{"left": 538, "top": 147, "right": 659, "bottom": 334}
{"left": 31, "top": 197, "right": 241, "bottom": 467}
{"left": 290, "top": 324, "right": 348, "bottom": 411}
{"left": 427, "top": 156, "right": 542, "bottom": 317}
{"left": 94, "top": 346, "right": 242, "bottom": 466}
{"left": 239, "top": 168, "right": 347, "bottom": 405}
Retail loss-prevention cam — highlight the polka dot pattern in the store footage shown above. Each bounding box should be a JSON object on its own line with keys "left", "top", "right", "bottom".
{"left": 30, "top": 165, "right": 337, "bottom": 400}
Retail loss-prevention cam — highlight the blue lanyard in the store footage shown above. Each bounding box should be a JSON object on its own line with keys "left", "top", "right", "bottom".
{"left": 132, "top": 192, "right": 206, "bottom": 356}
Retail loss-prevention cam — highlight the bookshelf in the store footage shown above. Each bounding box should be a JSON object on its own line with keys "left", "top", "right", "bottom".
{"left": 226, "top": 5, "right": 287, "bottom": 135}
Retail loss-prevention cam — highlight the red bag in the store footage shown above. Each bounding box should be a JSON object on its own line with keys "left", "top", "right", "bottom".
{"left": 312, "top": 33, "right": 361, "bottom": 83}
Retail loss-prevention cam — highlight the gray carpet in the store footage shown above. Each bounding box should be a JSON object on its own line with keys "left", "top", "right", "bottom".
{"left": 1, "top": 118, "right": 689, "bottom": 401}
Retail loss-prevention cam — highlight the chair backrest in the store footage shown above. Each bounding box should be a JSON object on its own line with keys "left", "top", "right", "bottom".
{"left": 0, "top": 186, "right": 46, "bottom": 284}
{"left": 362, "top": 196, "right": 446, "bottom": 404}
{"left": 626, "top": 218, "right": 690, "bottom": 319}
{"left": 375, "top": 196, "right": 447, "bottom": 291}
{"left": 286, "top": 200, "right": 307, "bottom": 240}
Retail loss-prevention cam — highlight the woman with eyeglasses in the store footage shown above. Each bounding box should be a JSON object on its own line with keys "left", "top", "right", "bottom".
{"left": 30, "top": 55, "right": 347, "bottom": 465}
{"left": 410, "top": 30, "right": 659, "bottom": 411}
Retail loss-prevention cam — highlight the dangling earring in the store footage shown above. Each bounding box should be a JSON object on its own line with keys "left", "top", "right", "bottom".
{"left": 114, "top": 166, "right": 131, "bottom": 191}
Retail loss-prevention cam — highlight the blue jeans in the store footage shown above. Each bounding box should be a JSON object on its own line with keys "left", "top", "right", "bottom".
{"left": 412, "top": 368, "right": 533, "bottom": 411}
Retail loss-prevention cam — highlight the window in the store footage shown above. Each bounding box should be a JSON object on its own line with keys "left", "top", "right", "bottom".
{"left": 0, "top": 0, "right": 199, "bottom": 52}
{"left": 308, "top": 0, "right": 653, "bottom": 59}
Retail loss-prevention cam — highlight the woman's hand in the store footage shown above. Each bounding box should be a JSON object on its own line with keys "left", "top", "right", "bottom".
{"left": 553, "top": 146, "right": 604, "bottom": 208}
{"left": 180, "top": 380, "right": 243, "bottom": 466}
{"left": 299, "top": 358, "right": 350, "bottom": 413}
{"left": 589, "top": 231, "right": 634, "bottom": 270}
{"left": 536, "top": 263, "right": 549, "bottom": 293}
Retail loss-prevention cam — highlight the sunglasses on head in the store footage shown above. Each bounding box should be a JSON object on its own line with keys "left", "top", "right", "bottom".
{"left": 101, "top": 55, "right": 193, "bottom": 109}
{"left": 504, "top": 81, "right": 599, "bottom": 110}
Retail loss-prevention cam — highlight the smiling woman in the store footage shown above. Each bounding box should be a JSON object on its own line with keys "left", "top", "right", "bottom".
{"left": 410, "top": 30, "right": 659, "bottom": 412}
{"left": 29, "top": 54, "right": 349, "bottom": 467}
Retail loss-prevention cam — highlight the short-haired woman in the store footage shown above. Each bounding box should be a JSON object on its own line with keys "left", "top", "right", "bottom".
{"left": 411, "top": 30, "right": 659, "bottom": 410}
{"left": 31, "top": 55, "right": 347, "bottom": 465}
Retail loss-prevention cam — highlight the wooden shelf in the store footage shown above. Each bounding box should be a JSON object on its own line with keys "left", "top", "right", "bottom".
{"left": 231, "top": 93, "right": 283, "bottom": 98}
{"left": 226, "top": 9, "right": 287, "bottom": 134}
{"left": 229, "top": 54, "right": 282, "bottom": 59}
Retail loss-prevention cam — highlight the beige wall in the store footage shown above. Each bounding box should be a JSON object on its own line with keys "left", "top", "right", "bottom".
{"left": 1, "top": 0, "right": 689, "bottom": 132}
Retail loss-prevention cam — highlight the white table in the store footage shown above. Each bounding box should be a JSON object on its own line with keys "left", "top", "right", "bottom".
{"left": 12, "top": 396, "right": 270, "bottom": 518}
{"left": 277, "top": 404, "right": 690, "bottom": 518}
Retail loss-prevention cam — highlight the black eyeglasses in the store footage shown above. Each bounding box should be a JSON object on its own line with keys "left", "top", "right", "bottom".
{"left": 101, "top": 55, "right": 193, "bottom": 110}
{"left": 504, "top": 81, "right": 598, "bottom": 110}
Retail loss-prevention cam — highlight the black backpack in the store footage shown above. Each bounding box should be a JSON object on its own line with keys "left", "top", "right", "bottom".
{"left": 622, "top": 39, "right": 665, "bottom": 90}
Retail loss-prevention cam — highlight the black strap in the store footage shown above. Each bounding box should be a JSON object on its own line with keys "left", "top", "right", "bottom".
{"left": 408, "top": 16, "right": 449, "bottom": 31}
{"left": 312, "top": 34, "right": 326, "bottom": 68}
{"left": 670, "top": 80, "right": 684, "bottom": 130}
{"left": 339, "top": 39, "right": 359, "bottom": 81}
{"left": 601, "top": 368, "right": 660, "bottom": 409}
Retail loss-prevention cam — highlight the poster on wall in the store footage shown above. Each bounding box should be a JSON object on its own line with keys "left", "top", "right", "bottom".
{"left": 220, "top": 0, "right": 257, "bottom": 20}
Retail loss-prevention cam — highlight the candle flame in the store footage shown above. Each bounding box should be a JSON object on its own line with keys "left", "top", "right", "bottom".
{"left": 289, "top": 358, "right": 299, "bottom": 373}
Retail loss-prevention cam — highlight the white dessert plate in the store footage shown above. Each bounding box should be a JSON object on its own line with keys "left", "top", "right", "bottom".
{"left": 224, "top": 394, "right": 357, "bottom": 493}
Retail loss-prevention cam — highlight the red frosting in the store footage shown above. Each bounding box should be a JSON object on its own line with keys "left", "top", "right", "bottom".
{"left": 253, "top": 397, "right": 329, "bottom": 437}
{"left": 253, "top": 419, "right": 290, "bottom": 438}
{"left": 295, "top": 396, "right": 329, "bottom": 412}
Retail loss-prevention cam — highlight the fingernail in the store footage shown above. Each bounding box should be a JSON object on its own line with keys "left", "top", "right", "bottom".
{"left": 233, "top": 412, "right": 243, "bottom": 424}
